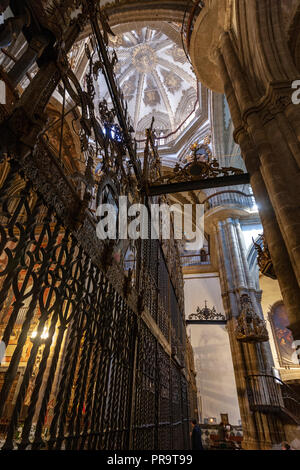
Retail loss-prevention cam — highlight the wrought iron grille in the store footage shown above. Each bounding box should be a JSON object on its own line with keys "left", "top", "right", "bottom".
{"left": 132, "top": 321, "right": 157, "bottom": 450}
{"left": 158, "top": 345, "right": 171, "bottom": 450}
{"left": 0, "top": 0, "right": 195, "bottom": 451}
{"left": 171, "top": 362, "right": 185, "bottom": 449}
{"left": 0, "top": 159, "right": 192, "bottom": 450}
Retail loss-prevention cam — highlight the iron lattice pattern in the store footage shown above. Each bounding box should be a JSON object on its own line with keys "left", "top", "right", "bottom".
{"left": 0, "top": 160, "right": 191, "bottom": 450}
{"left": 141, "top": 236, "right": 186, "bottom": 367}
{"left": 132, "top": 324, "right": 190, "bottom": 451}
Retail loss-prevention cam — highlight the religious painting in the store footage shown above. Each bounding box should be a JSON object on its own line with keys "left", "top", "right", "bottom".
{"left": 132, "top": 44, "right": 157, "bottom": 73}
{"left": 268, "top": 301, "right": 299, "bottom": 367}
{"left": 109, "top": 33, "right": 124, "bottom": 48}
{"left": 161, "top": 69, "right": 182, "bottom": 94}
{"left": 143, "top": 78, "right": 161, "bottom": 107}
{"left": 166, "top": 46, "right": 186, "bottom": 64}
{"left": 122, "top": 75, "right": 136, "bottom": 102}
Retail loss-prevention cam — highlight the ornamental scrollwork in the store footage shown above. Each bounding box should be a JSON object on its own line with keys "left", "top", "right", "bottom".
{"left": 188, "top": 300, "right": 226, "bottom": 321}
{"left": 152, "top": 136, "right": 244, "bottom": 185}
{"left": 253, "top": 234, "right": 277, "bottom": 280}
{"left": 235, "top": 294, "right": 269, "bottom": 343}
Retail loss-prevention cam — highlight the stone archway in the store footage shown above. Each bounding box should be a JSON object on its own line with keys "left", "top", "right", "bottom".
{"left": 105, "top": 0, "right": 188, "bottom": 27}
{"left": 78, "top": 0, "right": 190, "bottom": 41}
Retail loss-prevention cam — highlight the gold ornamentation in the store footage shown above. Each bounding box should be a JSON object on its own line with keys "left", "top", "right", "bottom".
{"left": 236, "top": 294, "right": 269, "bottom": 343}
{"left": 143, "top": 77, "right": 161, "bottom": 107}
{"left": 142, "top": 119, "right": 162, "bottom": 186}
{"left": 253, "top": 234, "right": 277, "bottom": 280}
{"left": 122, "top": 75, "right": 136, "bottom": 102}
{"left": 188, "top": 301, "right": 225, "bottom": 321}
{"left": 166, "top": 46, "right": 186, "bottom": 64}
{"left": 109, "top": 34, "right": 124, "bottom": 47}
{"left": 153, "top": 137, "right": 244, "bottom": 185}
{"left": 132, "top": 44, "right": 157, "bottom": 73}
{"left": 161, "top": 69, "right": 182, "bottom": 94}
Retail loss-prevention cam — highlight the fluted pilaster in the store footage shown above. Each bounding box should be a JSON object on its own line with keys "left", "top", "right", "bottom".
{"left": 213, "top": 217, "right": 285, "bottom": 449}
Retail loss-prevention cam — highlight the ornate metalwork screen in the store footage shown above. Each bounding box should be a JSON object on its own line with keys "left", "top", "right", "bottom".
{"left": 0, "top": 0, "right": 197, "bottom": 451}
{"left": 0, "top": 156, "right": 194, "bottom": 450}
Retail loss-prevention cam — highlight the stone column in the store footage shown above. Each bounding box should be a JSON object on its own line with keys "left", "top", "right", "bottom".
{"left": 213, "top": 217, "right": 285, "bottom": 449}
{"left": 190, "top": 0, "right": 300, "bottom": 342}
{"left": 220, "top": 30, "right": 300, "bottom": 284}
{"left": 216, "top": 43, "right": 300, "bottom": 342}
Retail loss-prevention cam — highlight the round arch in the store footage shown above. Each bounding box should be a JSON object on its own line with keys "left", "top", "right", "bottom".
{"left": 78, "top": 0, "right": 189, "bottom": 41}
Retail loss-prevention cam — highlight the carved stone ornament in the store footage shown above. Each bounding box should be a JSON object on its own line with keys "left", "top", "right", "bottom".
{"left": 188, "top": 300, "right": 226, "bottom": 321}
{"left": 253, "top": 234, "right": 277, "bottom": 280}
{"left": 235, "top": 294, "right": 269, "bottom": 343}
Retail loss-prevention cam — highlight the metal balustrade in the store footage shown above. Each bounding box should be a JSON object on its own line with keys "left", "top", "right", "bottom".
{"left": 246, "top": 375, "right": 300, "bottom": 424}
{"left": 135, "top": 105, "right": 199, "bottom": 149}
{"left": 204, "top": 191, "right": 256, "bottom": 212}
{"left": 181, "top": 254, "right": 210, "bottom": 267}
{"left": 181, "top": 1, "right": 205, "bottom": 57}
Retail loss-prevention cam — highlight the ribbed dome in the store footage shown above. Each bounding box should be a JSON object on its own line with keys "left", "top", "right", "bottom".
{"left": 99, "top": 25, "right": 198, "bottom": 141}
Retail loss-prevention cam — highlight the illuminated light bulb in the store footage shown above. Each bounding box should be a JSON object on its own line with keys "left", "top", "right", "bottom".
{"left": 31, "top": 327, "right": 49, "bottom": 341}
{"left": 41, "top": 327, "right": 49, "bottom": 340}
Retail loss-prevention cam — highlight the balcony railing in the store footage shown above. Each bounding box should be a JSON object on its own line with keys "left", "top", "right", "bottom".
{"left": 246, "top": 374, "right": 300, "bottom": 425}
{"left": 181, "top": 1, "right": 205, "bottom": 56}
{"left": 181, "top": 253, "right": 210, "bottom": 267}
{"left": 135, "top": 92, "right": 199, "bottom": 150}
{"left": 203, "top": 191, "right": 256, "bottom": 213}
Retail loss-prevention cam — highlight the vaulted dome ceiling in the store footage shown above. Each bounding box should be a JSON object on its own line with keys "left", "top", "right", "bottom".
{"left": 99, "top": 25, "right": 198, "bottom": 141}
